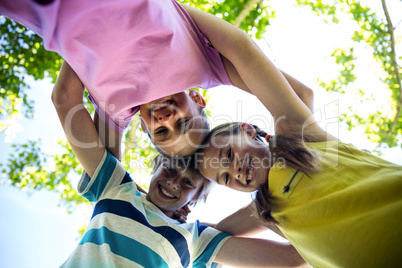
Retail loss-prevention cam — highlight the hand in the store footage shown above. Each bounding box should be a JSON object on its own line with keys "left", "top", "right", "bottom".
{"left": 173, "top": 205, "right": 191, "bottom": 223}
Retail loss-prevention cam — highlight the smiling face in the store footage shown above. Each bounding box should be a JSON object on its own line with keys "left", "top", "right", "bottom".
{"left": 139, "top": 91, "right": 208, "bottom": 156}
{"left": 146, "top": 160, "right": 205, "bottom": 218}
{"left": 199, "top": 123, "right": 272, "bottom": 192}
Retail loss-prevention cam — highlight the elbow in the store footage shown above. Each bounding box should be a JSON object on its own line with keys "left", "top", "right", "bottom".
{"left": 51, "top": 83, "right": 84, "bottom": 111}
{"left": 232, "top": 30, "right": 255, "bottom": 56}
{"left": 299, "top": 85, "right": 314, "bottom": 112}
{"left": 51, "top": 62, "right": 85, "bottom": 110}
{"left": 220, "top": 29, "right": 255, "bottom": 63}
{"left": 51, "top": 85, "right": 69, "bottom": 109}
{"left": 305, "top": 86, "right": 314, "bottom": 103}
{"left": 51, "top": 86, "right": 59, "bottom": 106}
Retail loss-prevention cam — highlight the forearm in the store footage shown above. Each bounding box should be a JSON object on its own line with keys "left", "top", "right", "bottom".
{"left": 215, "top": 237, "right": 308, "bottom": 268}
{"left": 52, "top": 61, "right": 105, "bottom": 177}
{"left": 94, "top": 112, "right": 122, "bottom": 161}
{"left": 213, "top": 202, "right": 286, "bottom": 239}
{"left": 214, "top": 203, "right": 266, "bottom": 237}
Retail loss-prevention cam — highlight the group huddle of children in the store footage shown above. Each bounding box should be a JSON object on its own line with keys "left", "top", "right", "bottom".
{"left": 1, "top": 0, "right": 401, "bottom": 267}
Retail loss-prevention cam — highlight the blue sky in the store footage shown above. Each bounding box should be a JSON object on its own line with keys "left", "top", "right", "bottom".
{"left": 1, "top": 1, "right": 401, "bottom": 267}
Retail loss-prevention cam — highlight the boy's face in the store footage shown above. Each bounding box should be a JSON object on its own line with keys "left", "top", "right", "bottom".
{"left": 139, "top": 91, "right": 207, "bottom": 156}
{"left": 147, "top": 161, "right": 204, "bottom": 218}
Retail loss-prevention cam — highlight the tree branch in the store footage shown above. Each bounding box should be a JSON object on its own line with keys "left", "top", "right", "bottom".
{"left": 381, "top": 0, "right": 402, "bottom": 141}
{"left": 233, "top": 0, "right": 263, "bottom": 27}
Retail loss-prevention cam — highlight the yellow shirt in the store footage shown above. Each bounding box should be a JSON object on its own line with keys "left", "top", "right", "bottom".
{"left": 269, "top": 141, "right": 402, "bottom": 268}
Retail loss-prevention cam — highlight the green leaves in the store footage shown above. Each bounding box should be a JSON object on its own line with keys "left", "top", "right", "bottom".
{"left": 1, "top": 139, "right": 87, "bottom": 211}
{"left": 180, "top": 0, "right": 274, "bottom": 39}
{"left": 1, "top": 0, "right": 400, "bottom": 213}
{"left": 1, "top": 17, "right": 62, "bottom": 119}
{"left": 297, "top": 0, "right": 401, "bottom": 149}
{"left": 318, "top": 48, "right": 357, "bottom": 94}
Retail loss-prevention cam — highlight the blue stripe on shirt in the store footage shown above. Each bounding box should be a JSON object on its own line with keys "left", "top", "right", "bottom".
{"left": 83, "top": 151, "right": 117, "bottom": 202}
{"left": 80, "top": 226, "right": 169, "bottom": 268}
{"left": 193, "top": 232, "right": 231, "bottom": 268}
{"left": 120, "top": 171, "right": 132, "bottom": 185}
{"left": 92, "top": 199, "right": 190, "bottom": 267}
{"left": 196, "top": 220, "right": 209, "bottom": 236}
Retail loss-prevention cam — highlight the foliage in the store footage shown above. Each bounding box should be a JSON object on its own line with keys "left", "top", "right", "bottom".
{"left": 0, "top": 139, "right": 87, "bottom": 211}
{"left": 296, "top": 0, "right": 402, "bottom": 149}
{"left": 1, "top": 0, "right": 400, "bottom": 214}
{"left": 0, "top": 16, "right": 62, "bottom": 121}
{"left": 180, "top": 0, "right": 275, "bottom": 39}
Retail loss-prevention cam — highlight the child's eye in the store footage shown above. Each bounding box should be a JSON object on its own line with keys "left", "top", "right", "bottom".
{"left": 183, "top": 178, "right": 194, "bottom": 187}
{"left": 155, "top": 127, "right": 168, "bottom": 136}
{"left": 226, "top": 148, "right": 232, "bottom": 162}
{"left": 165, "top": 166, "right": 177, "bottom": 175}
{"left": 176, "top": 117, "right": 192, "bottom": 130}
{"left": 224, "top": 173, "right": 230, "bottom": 185}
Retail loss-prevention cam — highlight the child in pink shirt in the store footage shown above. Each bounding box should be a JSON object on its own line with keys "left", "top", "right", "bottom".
{"left": 0, "top": 0, "right": 231, "bottom": 155}
{"left": 1, "top": 0, "right": 313, "bottom": 157}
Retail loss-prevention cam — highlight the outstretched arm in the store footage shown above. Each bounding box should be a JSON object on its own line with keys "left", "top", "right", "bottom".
{"left": 181, "top": 4, "right": 314, "bottom": 112}
{"left": 215, "top": 237, "right": 308, "bottom": 268}
{"left": 211, "top": 202, "right": 286, "bottom": 239}
{"left": 220, "top": 56, "right": 314, "bottom": 112}
{"left": 213, "top": 203, "right": 306, "bottom": 267}
{"left": 181, "top": 4, "right": 322, "bottom": 135}
{"left": 52, "top": 61, "right": 106, "bottom": 177}
{"left": 52, "top": 62, "right": 151, "bottom": 196}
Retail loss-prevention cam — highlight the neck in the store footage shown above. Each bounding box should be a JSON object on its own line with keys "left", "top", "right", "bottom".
{"left": 145, "top": 194, "right": 175, "bottom": 219}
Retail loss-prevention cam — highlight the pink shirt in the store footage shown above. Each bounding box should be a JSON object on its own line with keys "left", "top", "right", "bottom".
{"left": 1, "top": 0, "right": 231, "bottom": 133}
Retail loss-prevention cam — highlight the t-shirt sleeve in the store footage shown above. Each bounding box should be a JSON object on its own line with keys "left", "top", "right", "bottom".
{"left": 191, "top": 221, "right": 231, "bottom": 268}
{"left": 174, "top": 1, "right": 232, "bottom": 89}
{"left": 77, "top": 150, "right": 133, "bottom": 202}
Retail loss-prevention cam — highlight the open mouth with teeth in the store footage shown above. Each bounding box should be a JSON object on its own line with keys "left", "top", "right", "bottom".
{"left": 158, "top": 184, "right": 177, "bottom": 199}
{"left": 151, "top": 100, "right": 175, "bottom": 112}
{"left": 245, "top": 160, "right": 255, "bottom": 185}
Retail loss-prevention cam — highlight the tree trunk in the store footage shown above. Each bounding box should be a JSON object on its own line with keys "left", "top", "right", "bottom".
{"left": 381, "top": 0, "right": 402, "bottom": 141}
{"left": 234, "top": 0, "right": 263, "bottom": 27}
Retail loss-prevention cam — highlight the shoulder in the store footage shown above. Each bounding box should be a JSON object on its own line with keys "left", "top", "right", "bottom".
{"left": 78, "top": 150, "right": 134, "bottom": 202}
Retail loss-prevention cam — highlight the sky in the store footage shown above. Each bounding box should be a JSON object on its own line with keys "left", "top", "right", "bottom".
{"left": 0, "top": 1, "right": 401, "bottom": 268}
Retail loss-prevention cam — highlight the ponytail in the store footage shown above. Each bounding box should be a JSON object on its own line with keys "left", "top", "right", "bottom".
{"left": 252, "top": 125, "right": 321, "bottom": 175}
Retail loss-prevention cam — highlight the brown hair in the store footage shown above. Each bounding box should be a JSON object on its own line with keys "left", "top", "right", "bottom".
{"left": 199, "top": 122, "right": 321, "bottom": 223}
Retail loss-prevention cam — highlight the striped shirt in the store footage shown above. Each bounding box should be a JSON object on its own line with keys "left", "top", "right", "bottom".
{"left": 61, "top": 150, "right": 230, "bottom": 267}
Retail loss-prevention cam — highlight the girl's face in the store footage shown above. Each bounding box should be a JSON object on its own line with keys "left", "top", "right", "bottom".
{"left": 139, "top": 91, "right": 207, "bottom": 156}
{"left": 199, "top": 124, "right": 271, "bottom": 192}
{"left": 147, "top": 162, "right": 203, "bottom": 218}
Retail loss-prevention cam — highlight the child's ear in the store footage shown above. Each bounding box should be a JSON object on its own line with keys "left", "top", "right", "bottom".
{"left": 189, "top": 90, "right": 206, "bottom": 108}
{"left": 240, "top": 123, "right": 257, "bottom": 139}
